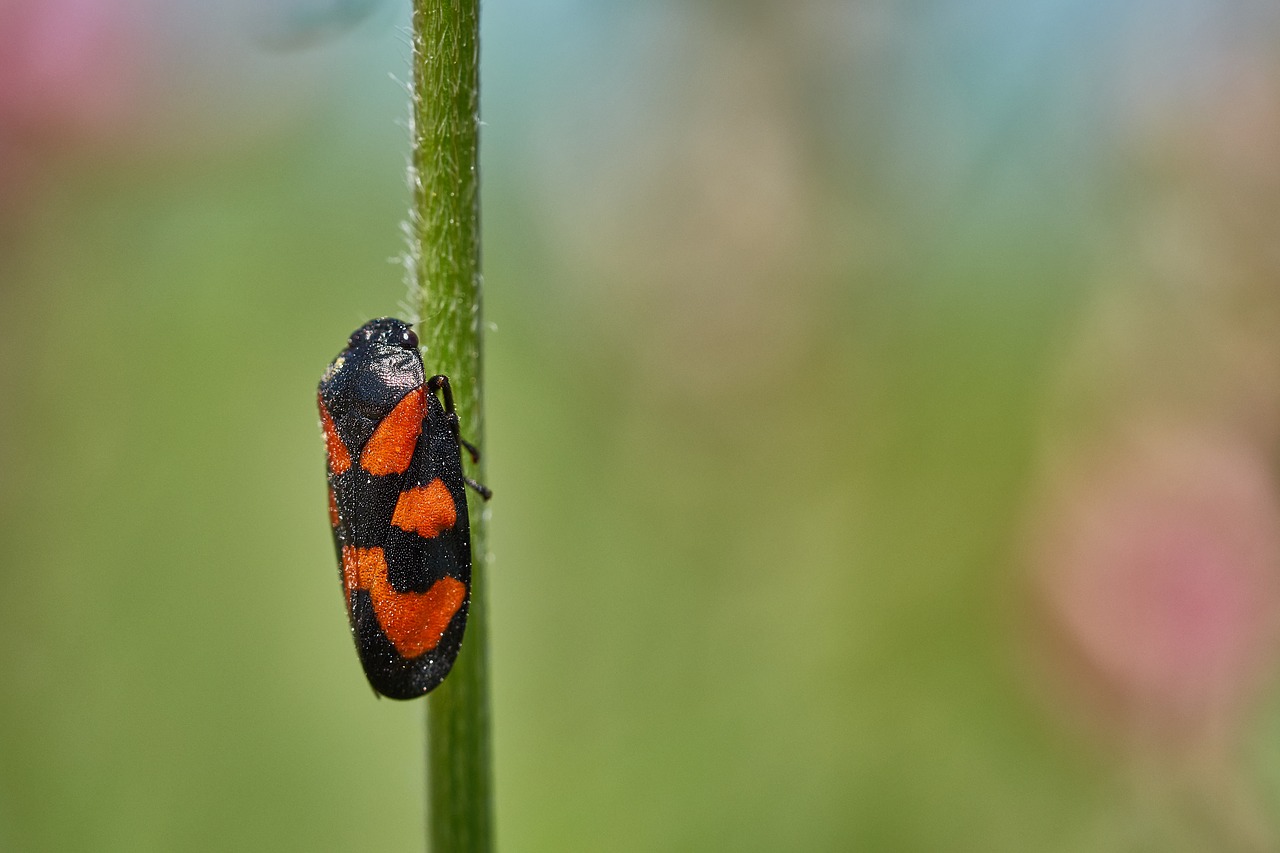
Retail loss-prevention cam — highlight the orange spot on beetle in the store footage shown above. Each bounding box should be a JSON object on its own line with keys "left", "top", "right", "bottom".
{"left": 344, "top": 546, "right": 466, "bottom": 657}
{"left": 318, "top": 397, "right": 352, "bottom": 474}
{"left": 328, "top": 488, "right": 341, "bottom": 528}
{"left": 341, "top": 545, "right": 359, "bottom": 617}
{"left": 392, "top": 478, "right": 457, "bottom": 538}
{"left": 360, "top": 388, "right": 425, "bottom": 476}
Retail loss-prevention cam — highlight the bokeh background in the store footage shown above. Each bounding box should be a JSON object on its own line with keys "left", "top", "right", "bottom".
{"left": 5, "top": 1, "right": 1280, "bottom": 850}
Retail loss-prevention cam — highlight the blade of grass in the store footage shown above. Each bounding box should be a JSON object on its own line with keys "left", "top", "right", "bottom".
{"left": 408, "top": 0, "right": 492, "bottom": 850}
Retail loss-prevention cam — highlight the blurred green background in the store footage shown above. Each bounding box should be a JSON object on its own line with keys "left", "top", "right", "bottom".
{"left": 5, "top": 1, "right": 1280, "bottom": 850}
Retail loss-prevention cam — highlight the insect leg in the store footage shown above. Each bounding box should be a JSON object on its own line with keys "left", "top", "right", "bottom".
{"left": 427, "top": 374, "right": 492, "bottom": 500}
{"left": 464, "top": 477, "right": 493, "bottom": 501}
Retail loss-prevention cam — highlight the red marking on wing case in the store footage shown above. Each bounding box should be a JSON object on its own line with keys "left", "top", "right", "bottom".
{"left": 318, "top": 397, "right": 352, "bottom": 474}
{"left": 391, "top": 478, "right": 457, "bottom": 538}
{"left": 360, "top": 388, "right": 425, "bottom": 476}
{"left": 343, "top": 546, "right": 466, "bottom": 657}
{"left": 341, "top": 545, "right": 359, "bottom": 618}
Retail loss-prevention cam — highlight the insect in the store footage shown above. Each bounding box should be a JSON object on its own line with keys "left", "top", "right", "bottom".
{"left": 318, "top": 318, "right": 490, "bottom": 699}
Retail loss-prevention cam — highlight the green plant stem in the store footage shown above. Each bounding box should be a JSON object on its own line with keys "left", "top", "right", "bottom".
{"left": 410, "top": 0, "right": 491, "bottom": 850}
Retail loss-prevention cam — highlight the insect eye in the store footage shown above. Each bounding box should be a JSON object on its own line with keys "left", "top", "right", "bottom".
{"left": 402, "top": 328, "right": 419, "bottom": 349}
